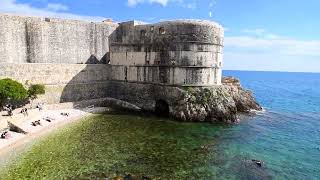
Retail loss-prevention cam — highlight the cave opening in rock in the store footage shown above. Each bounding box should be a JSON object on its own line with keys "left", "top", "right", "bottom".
{"left": 155, "top": 99, "right": 169, "bottom": 117}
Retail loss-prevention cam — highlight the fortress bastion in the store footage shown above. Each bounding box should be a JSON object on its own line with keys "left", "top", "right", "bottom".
{"left": 0, "top": 14, "right": 261, "bottom": 123}
{"left": 109, "top": 20, "right": 224, "bottom": 86}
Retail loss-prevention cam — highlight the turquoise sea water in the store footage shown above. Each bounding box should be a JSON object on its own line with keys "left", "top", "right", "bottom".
{"left": 222, "top": 70, "right": 320, "bottom": 179}
{"left": 2, "top": 70, "right": 320, "bottom": 179}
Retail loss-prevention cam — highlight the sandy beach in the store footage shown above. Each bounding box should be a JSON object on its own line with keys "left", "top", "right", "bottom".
{"left": 0, "top": 106, "right": 108, "bottom": 158}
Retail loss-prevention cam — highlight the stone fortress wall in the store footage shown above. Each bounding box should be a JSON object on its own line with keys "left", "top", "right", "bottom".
{"left": 0, "top": 14, "right": 224, "bottom": 112}
{"left": 0, "top": 63, "right": 110, "bottom": 104}
{"left": 0, "top": 14, "right": 118, "bottom": 64}
{"left": 109, "top": 20, "right": 224, "bottom": 86}
{"left": 0, "top": 13, "right": 119, "bottom": 105}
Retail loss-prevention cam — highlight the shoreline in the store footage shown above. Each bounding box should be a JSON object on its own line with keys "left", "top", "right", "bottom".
{"left": 0, "top": 107, "right": 108, "bottom": 160}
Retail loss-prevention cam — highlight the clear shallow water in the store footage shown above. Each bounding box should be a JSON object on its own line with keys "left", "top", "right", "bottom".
{"left": 223, "top": 70, "right": 320, "bottom": 179}
{"left": 2, "top": 71, "right": 320, "bottom": 179}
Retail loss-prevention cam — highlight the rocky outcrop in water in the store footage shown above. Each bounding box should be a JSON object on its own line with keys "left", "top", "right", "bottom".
{"left": 222, "top": 76, "right": 262, "bottom": 112}
{"left": 172, "top": 76, "right": 262, "bottom": 123}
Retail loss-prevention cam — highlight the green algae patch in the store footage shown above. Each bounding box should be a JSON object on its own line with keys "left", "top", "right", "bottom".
{"left": 2, "top": 112, "right": 223, "bottom": 179}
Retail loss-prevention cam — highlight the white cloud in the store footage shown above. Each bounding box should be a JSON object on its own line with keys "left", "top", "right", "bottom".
{"left": 128, "top": 0, "right": 144, "bottom": 6}
{"left": 209, "top": 0, "right": 216, "bottom": 7}
{"left": 46, "top": 3, "right": 69, "bottom": 12}
{"left": 150, "top": 0, "right": 169, "bottom": 6}
{"left": 242, "top": 28, "right": 267, "bottom": 36}
{"left": 223, "top": 51, "right": 320, "bottom": 72}
{"left": 0, "top": 0, "right": 106, "bottom": 22}
{"left": 224, "top": 30, "right": 320, "bottom": 72}
{"left": 183, "top": 2, "right": 196, "bottom": 9}
{"left": 128, "top": 0, "right": 195, "bottom": 8}
{"left": 128, "top": 0, "right": 169, "bottom": 7}
{"left": 242, "top": 28, "right": 280, "bottom": 39}
{"left": 225, "top": 35, "right": 320, "bottom": 56}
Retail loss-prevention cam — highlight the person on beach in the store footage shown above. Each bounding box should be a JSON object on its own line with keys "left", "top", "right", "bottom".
{"left": 37, "top": 103, "right": 43, "bottom": 111}
{"left": 1, "top": 131, "right": 11, "bottom": 139}
{"left": 5, "top": 104, "right": 13, "bottom": 116}
{"left": 32, "top": 120, "right": 41, "bottom": 126}
{"left": 8, "top": 108, "right": 13, "bottom": 116}
{"left": 21, "top": 108, "right": 26, "bottom": 117}
{"left": 61, "top": 112, "right": 70, "bottom": 116}
{"left": 21, "top": 108, "right": 29, "bottom": 117}
{"left": 25, "top": 108, "right": 28, "bottom": 116}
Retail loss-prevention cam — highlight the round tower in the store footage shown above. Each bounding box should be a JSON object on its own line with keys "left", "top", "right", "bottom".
{"left": 109, "top": 19, "right": 224, "bottom": 86}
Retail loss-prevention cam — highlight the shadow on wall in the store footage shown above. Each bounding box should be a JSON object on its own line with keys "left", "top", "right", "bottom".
{"left": 59, "top": 57, "right": 111, "bottom": 107}
{"left": 85, "top": 53, "right": 110, "bottom": 64}
{"left": 59, "top": 57, "right": 181, "bottom": 116}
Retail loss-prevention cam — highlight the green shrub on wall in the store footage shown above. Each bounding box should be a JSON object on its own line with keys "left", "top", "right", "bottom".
{"left": 28, "top": 84, "right": 46, "bottom": 100}
{"left": 0, "top": 78, "right": 28, "bottom": 107}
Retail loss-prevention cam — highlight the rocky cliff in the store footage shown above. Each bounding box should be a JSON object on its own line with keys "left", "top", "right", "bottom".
{"left": 172, "top": 77, "right": 262, "bottom": 123}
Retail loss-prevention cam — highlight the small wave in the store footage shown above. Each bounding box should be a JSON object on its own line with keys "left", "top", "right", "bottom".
{"left": 249, "top": 107, "right": 267, "bottom": 115}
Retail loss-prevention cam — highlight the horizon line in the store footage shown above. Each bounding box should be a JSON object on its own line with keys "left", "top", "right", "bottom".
{"left": 223, "top": 69, "right": 320, "bottom": 74}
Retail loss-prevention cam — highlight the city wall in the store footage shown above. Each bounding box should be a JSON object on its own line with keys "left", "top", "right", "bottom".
{"left": 0, "top": 63, "right": 110, "bottom": 104}
{"left": 0, "top": 63, "right": 183, "bottom": 112}
{"left": 0, "top": 14, "right": 224, "bottom": 114}
{"left": 0, "top": 14, "right": 118, "bottom": 64}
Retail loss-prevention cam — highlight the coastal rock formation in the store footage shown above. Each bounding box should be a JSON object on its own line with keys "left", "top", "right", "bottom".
{"left": 172, "top": 76, "right": 262, "bottom": 123}
{"left": 222, "top": 76, "right": 262, "bottom": 112}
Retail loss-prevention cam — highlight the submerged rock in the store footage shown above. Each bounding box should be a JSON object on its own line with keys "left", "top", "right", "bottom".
{"left": 171, "top": 76, "right": 262, "bottom": 123}
{"left": 252, "top": 159, "right": 264, "bottom": 167}
{"left": 236, "top": 159, "right": 271, "bottom": 180}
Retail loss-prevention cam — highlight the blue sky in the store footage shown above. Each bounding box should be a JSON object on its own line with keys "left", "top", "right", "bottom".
{"left": 1, "top": 0, "right": 320, "bottom": 72}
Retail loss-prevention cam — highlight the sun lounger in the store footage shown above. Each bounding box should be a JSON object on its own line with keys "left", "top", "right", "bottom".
{"left": 43, "top": 117, "right": 55, "bottom": 122}
{"left": 60, "top": 112, "right": 70, "bottom": 117}
{"left": 31, "top": 120, "right": 41, "bottom": 126}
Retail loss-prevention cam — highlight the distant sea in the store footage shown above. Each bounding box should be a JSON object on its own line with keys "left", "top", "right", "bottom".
{"left": 222, "top": 70, "right": 320, "bottom": 179}
{"left": 2, "top": 70, "right": 320, "bottom": 179}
